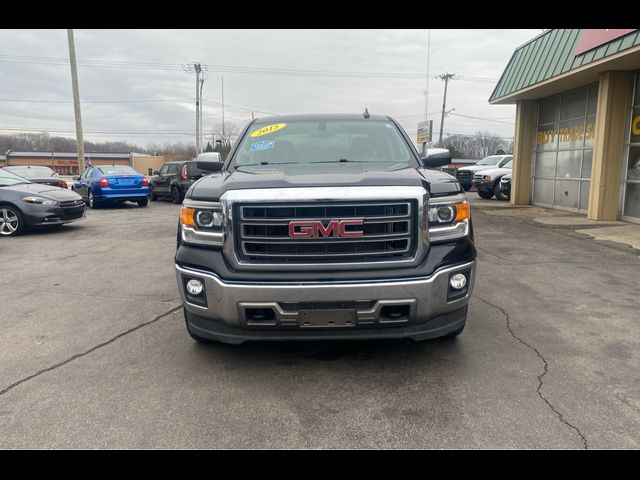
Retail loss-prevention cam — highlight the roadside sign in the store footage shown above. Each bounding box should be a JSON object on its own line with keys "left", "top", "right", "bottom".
{"left": 417, "top": 120, "right": 433, "bottom": 144}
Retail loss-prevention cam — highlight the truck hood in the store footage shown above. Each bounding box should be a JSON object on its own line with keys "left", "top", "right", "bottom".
{"left": 188, "top": 165, "right": 462, "bottom": 201}
{"left": 475, "top": 167, "right": 512, "bottom": 179}
{"left": 457, "top": 164, "right": 504, "bottom": 173}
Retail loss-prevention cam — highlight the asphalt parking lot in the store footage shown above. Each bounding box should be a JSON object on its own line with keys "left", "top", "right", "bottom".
{"left": 1, "top": 197, "right": 639, "bottom": 449}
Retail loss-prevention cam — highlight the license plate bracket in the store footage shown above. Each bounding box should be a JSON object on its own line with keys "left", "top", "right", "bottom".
{"left": 298, "top": 309, "right": 356, "bottom": 328}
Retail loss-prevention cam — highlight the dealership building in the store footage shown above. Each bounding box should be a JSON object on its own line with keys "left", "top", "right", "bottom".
{"left": 0, "top": 151, "right": 166, "bottom": 176}
{"left": 491, "top": 29, "right": 640, "bottom": 223}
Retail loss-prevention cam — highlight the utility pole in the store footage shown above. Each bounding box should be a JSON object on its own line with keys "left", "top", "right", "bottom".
{"left": 199, "top": 76, "right": 204, "bottom": 154}
{"left": 437, "top": 73, "right": 457, "bottom": 147}
{"left": 198, "top": 68, "right": 207, "bottom": 155}
{"left": 422, "top": 29, "right": 431, "bottom": 157}
{"left": 182, "top": 63, "right": 204, "bottom": 155}
{"left": 67, "top": 29, "right": 86, "bottom": 174}
{"left": 221, "top": 74, "right": 225, "bottom": 142}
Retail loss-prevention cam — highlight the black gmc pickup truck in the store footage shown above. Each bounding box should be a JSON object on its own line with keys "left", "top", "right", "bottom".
{"left": 175, "top": 114, "right": 476, "bottom": 344}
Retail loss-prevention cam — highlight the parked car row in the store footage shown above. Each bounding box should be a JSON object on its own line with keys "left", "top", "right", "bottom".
{"left": 0, "top": 154, "right": 221, "bottom": 237}
{"left": 455, "top": 154, "right": 513, "bottom": 201}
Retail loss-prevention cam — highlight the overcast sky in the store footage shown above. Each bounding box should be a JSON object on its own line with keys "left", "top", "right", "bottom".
{"left": 0, "top": 29, "right": 541, "bottom": 149}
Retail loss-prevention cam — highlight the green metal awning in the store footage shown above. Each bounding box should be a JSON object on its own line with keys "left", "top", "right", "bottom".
{"left": 490, "top": 29, "right": 640, "bottom": 103}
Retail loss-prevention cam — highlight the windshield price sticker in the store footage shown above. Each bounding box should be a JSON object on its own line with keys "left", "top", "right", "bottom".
{"left": 250, "top": 140, "right": 275, "bottom": 152}
{"left": 250, "top": 123, "right": 286, "bottom": 137}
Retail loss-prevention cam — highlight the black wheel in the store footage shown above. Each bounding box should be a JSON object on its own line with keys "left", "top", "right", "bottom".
{"left": 149, "top": 185, "right": 158, "bottom": 201}
{"left": 494, "top": 182, "right": 508, "bottom": 201}
{"left": 0, "top": 206, "right": 25, "bottom": 237}
{"left": 137, "top": 199, "right": 149, "bottom": 208}
{"left": 88, "top": 191, "right": 99, "bottom": 209}
{"left": 443, "top": 322, "right": 466, "bottom": 339}
{"left": 184, "top": 308, "right": 214, "bottom": 344}
{"left": 171, "top": 186, "right": 183, "bottom": 204}
{"left": 477, "top": 189, "right": 493, "bottom": 199}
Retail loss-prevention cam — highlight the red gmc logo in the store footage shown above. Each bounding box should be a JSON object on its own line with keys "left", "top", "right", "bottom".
{"left": 288, "top": 219, "right": 364, "bottom": 238}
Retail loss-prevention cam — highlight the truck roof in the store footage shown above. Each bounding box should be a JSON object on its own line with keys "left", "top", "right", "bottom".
{"left": 252, "top": 113, "right": 391, "bottom": 124}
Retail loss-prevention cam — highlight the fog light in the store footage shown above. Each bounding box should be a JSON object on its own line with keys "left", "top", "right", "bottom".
{"left": 186, "top": 279, "right": 204, "bottom": 296}
{"left": 450, "top": 273, "right": 467, "bottom": 290}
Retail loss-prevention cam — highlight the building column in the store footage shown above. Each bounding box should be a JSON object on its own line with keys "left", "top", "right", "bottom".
{"left": 511, "top": 100, "right": 537, "bottom": 206}
{"left": 588, "top": 71, "right": 633, "bottom": 220}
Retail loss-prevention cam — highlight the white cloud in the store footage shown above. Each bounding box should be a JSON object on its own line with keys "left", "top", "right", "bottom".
{"left": 0, "top": 28, "right": 539, "bottom": 148}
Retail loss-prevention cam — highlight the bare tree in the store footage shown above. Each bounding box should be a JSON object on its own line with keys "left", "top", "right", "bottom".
{"left": 443, "top": 131, "right": 513, "bottom": 159}
{"left": 210, "top": 122, "right": 240, "bottom": 160}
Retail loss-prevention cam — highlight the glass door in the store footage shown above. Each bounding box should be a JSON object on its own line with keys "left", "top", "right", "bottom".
{"left": 622, "top": 72, "right": 640, "bottom": 223}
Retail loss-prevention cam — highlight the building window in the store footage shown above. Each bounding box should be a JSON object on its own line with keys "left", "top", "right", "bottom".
{"left": 532, "top": 84, "right": 597, "bottom": 212}
{"left": 622, "top": 72, "right": 640, "bottom": 222}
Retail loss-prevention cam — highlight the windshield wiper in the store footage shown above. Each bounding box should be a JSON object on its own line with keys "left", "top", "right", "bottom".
{"left": 234, "top": 162, "right": 302, "bottom": 169}
{"left": 310, "top": 158, "right": 393, "bottom": 164}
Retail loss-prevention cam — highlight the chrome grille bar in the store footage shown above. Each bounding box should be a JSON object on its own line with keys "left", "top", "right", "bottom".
{"left": 236, "top": 201, "right": 415, "bottom": 262}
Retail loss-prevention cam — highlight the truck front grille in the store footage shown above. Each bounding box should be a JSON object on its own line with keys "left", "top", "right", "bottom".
{"left": 235, "top": 201, "right": 417, "bottom": 263}
{"left": 456, "top": 171, "right": 472, "bottom": 182}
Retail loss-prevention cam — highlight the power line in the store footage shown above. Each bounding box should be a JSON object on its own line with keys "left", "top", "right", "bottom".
{"left": 0, "top": 96, "right": 276, "bottom": 116}
{"left": 201, "top": 99, "right": 278, "bottom": 116}
{"left": 0, "top": 126, "right": 194, "bottom": 134}
{"left": 448, "top": 112, "right": 514, "bottom": 125}
{"left": 0, "top": 54, "right": 498, "bottom": 81}
{"left": 0, "top": 97, "right": 191, "bottom": 104}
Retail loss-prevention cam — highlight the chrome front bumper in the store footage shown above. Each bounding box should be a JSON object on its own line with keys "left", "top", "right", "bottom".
{"left": 175, "top": 260, "right": 476, "bottom": 339}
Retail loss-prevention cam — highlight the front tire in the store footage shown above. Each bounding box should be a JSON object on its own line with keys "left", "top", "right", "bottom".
{"left": 0, "top": 206, "right": 24, "bottom": 237}
{"left": 494, "top": 183, "right": 508, "bottom": 201}
{"left": 443, "top": 322, "right": 466, "bottom": 339}
{"left": 477, "top": 189, "right": 493, "bottom": 199}
{"left": 184, "top": 308, "right": 215, "bottom": 344}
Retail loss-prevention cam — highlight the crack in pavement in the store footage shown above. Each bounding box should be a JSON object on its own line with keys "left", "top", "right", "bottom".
{"left": 0, "top": 304, "right": 182, "bottom": 398}
{"left": 8, "top": 288, "right": 182, "bottom": 303}
{"left": 474, "top": 295, "right": 589, "bottom": 450}
{"left": 475, "top": 245, "right": 639, "bottom": 267}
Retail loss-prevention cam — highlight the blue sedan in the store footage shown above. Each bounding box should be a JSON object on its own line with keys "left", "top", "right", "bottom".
{"left": 72, "top": 165, "right": 149, "bottom": 209}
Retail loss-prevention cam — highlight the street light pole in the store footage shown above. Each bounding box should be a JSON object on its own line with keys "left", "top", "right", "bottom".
{"left": 422, "top": 29, "right": 431, "bottom": 157}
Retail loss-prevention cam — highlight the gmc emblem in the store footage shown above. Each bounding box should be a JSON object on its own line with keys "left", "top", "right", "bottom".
{"left": 288, "top": 219, "right": 364, "bottom": 238}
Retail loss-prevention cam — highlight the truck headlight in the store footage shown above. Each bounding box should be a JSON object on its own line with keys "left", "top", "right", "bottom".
{"left": 427, "top": 194, "right": 470, "bottom": 242}
{"left": 180, "top": 201, "right": 225, "bottom": 247}
{"left": 482, "top": 175, "right": 492, "bottom": 180}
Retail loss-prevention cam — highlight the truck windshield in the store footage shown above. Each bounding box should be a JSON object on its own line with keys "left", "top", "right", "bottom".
{"left": 230, "top": 120, "right": 417, "bottom": 171}
{"left": 476, "top": 156, "right": 504, "bottom": 166}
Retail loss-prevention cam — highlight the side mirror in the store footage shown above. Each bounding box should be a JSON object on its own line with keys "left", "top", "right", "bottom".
{"left": 152, "top": 170, "right": 159, "bottom": 175}
{"left": 196, "top": 152, "right": 223, "bottom": 172}
{"left": 196, "top": 159, "right": 223, "bottom": 172}
{"left": 421, "top": 148, "right": 452, "bottom": 168}
{"left": 72, "top": 176, "right": 80, "bottom": 180}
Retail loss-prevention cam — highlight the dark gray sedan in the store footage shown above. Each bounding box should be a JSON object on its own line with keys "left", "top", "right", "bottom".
{"left": 0, "top": 168, "right": 85, "bottom": 237}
